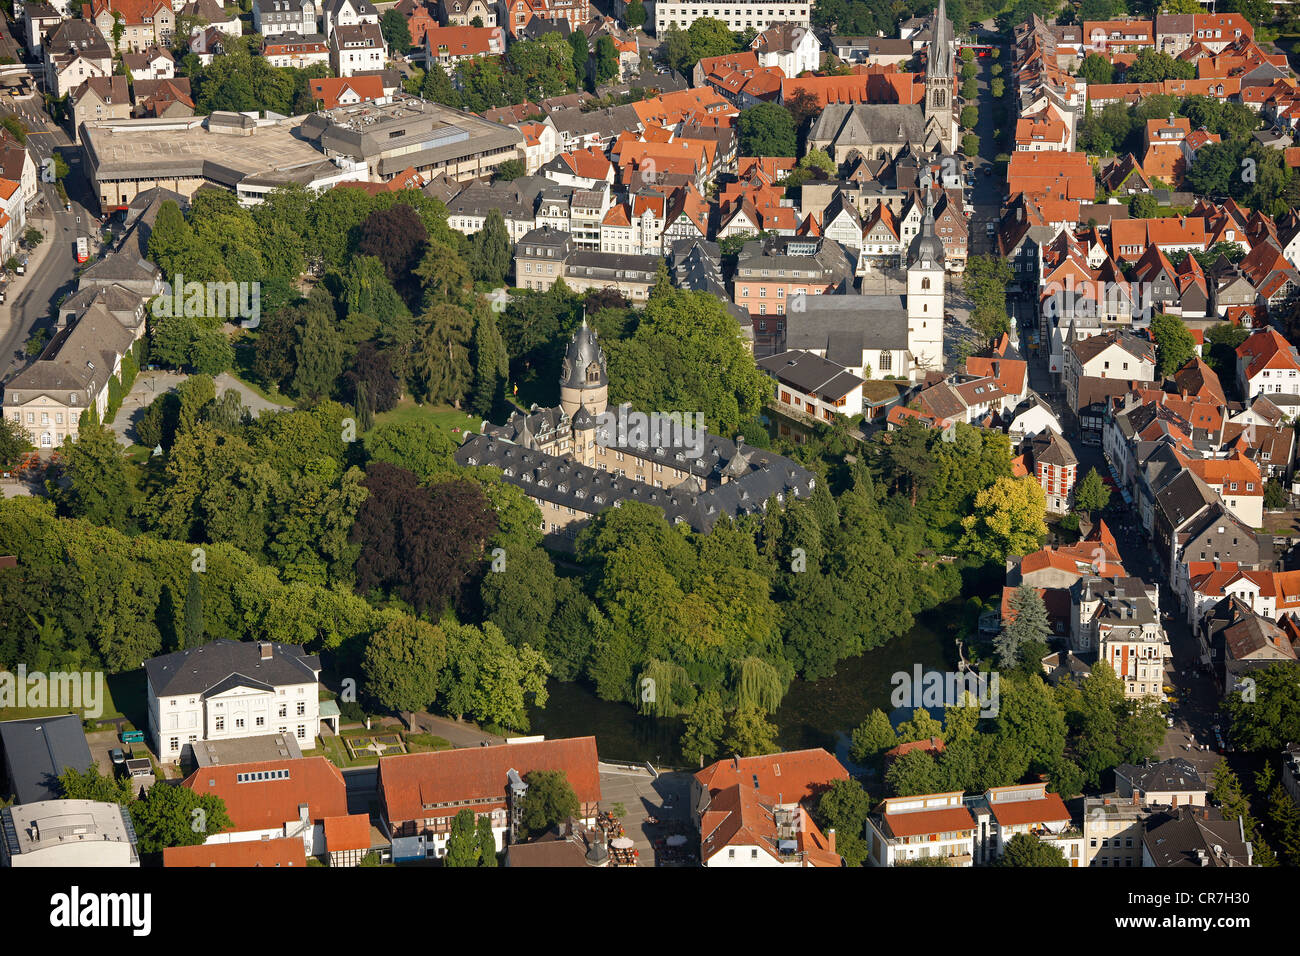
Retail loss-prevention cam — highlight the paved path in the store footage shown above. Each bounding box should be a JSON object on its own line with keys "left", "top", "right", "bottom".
{"left": 110, "top": 370, "right": 291, "bottom": 447}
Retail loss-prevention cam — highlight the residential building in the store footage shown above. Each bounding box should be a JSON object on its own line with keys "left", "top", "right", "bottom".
{"left": 968, "top": 783, "right": 1081, "bottom": 866}
{"left": 263, "top": 32, "right": 331, "bottom": 69}
{"left": 254, "top": 0, "right": 319, "bottom": 36}
{"left": 144, "top": 639, "right": 327, "bottom": 763}
{"left": 439, "top": 0, "right": 496, "bottom": 27}
{"left": 84, "top": 0, "right": 175, "bottom": 53}
{"left": 44, "top": 19, "right": 113, "bottom": 98}
{"left": 1032, "top": 429, "right": 1078, "bottom": 515}
{"left": 866, "top": 792, "right": 976, "bottom": 866}
{"left": 1236, "top": 327, "right": 1300, "bottom": 403}
{"left": 1142, "top": 805, "right": 1254, "bottom": 866}
{"left": 72, "top": 76, "right": 131, "bottom": 145}
{"left": 322, "top": 0, "right": 380, "bottom": 39}
{"left": 330, "top": 22, "right": 387, "bottom": 76}
{"left": 1114, "top": 758, "right": 1208, "bottom": 808}
{"left": 758, "top": 350, "right": 866, "bottom": 423}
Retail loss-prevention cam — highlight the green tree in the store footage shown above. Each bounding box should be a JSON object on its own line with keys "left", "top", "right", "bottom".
{"left": 291, "top": 302, "right": 344, "bottom": 399}
{"left": 814, "top": 778, "right": 871, "bottom": 866}
{"left": 997, "top": 585, "right": 1052, "bottom": 667}
{"left": 444, "top": 808, "right": 481, "bottom": 866}
{"left": 380, "top": 8, "right": 412, "bottom": 55}
{"left": 1078, "top": 52, "right": 1114, "bottom": 85}
{"left": 0, "top": 417, "right": 32, "bottom": 468}
{"left": 736, "top": 103, "right": 798, "bottom": 156}
{"left": 361, "top": 617, "right": 448, "bottom": 713}
{"left": 964, "top": 255, "right": 1015, "bottom": 340}
{"left": 1073, "top": 467, "right": 1111, "bottom": 517}
{"left": 519, "top": 769, "right": 580, "bottom": 839}
{"left": 58, "top": 765, "right": 133, "bottom": 804}
{"left": 1222, "top": 662, "right": 1300, "bottom": 752}
{"left": 1151, "top": 312, "right": 1197, "bottom": 377}
{"left": 48, "top": 424, "right": 135, "bottom": 531}
{"left": 182, "top": 569, "right": 204, "bottom": 649}
{"left": 476, "top": 814, "right": 499, "bottom": 865}
{"left": 494, "top": 158, "right": 525, "bottom": 181}
{"left": 626, "top": 0, "right": 646, "bottom": 28}
{"left": 130, "top": 783, "right": 233, "bottom": 854}
{"left": 680, "top": 689, "right": 726, "bottom": 766}
{"left": 959, "top": 476, "right": 1048, "bottom": 561}
{"left": 998, "top": 832, "right": 1068, "bottom": 866}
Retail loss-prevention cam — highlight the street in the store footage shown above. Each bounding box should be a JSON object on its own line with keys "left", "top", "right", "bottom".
{"left": 0, "top": 91, "right": 101, "bottom": 383}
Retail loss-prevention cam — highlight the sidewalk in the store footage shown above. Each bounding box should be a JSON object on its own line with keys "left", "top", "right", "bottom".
{"left": 0, "top": 212, "right": 56, "bottom": 349}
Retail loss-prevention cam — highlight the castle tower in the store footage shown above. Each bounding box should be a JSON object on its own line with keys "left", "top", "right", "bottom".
{"left": 559, "top": 318, "right": 608, "bottom": 420}
{"left": 906, "top": 198, "right": 946, "bottom": 377}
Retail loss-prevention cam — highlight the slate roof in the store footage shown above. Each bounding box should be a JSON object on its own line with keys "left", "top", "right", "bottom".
{"left": 0, "top": 715, "right": 94, "bottom": 805}
{"left": 783, "top": 291, "right": 910, "bottom": 363}
{"left": 1143, "top": 805, "right": 1252, "bottom": 867}
{"left": 757, "top": 350, "right": 865, "bottom": 401}
{"left": 144, "top": 639, "right": 320, "bottom": 697}
{"left": 1115, "top": 758, "right": 1207, "bottom": 798}
{"left": 456, "top": 430, "right": 817, "bottom": 533}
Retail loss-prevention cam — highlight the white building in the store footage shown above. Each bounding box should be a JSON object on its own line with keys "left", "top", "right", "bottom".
{"left": 654, "top": 0, "right": 810, "bottom": 37}
{"left": 750, "top": 21, "right": 821, "bottom": 76}
{"left": 758, "top": 349, "right": 866, "bottom": 423}
{"left": 330, "top": 21, "right": 387, "bottom": 77}
{"left": 968, "top": 783, "right": 1083, "bottom": 866}
{"left": 867, "top": 792, "right": 976, "bottom": 866}
{"left": 0, "top": 800, "right": 140, "bottom": 867}
{"left": 144, "top": 639, "right": 330, "bottom": 763}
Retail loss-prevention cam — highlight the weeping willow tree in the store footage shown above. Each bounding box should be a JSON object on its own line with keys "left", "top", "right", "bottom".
{"left": 637, "top": 659, "right": 691, "bottom": 717}
{"left": 733, "top": 656, "right": 785, "bottom": 713}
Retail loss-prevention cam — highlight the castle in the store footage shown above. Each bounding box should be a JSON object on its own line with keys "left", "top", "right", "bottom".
{"left": 454, "top": 322, "right": 817, "bottom": 549}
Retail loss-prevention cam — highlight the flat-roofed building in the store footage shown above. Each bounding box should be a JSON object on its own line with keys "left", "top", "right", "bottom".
{"left": 1, "top": 799, "right": 140, "bottom": 867}
{"left": 299, "top": 92, "right": 524, "bottom": 183}
{"left": 80, "top": 113, "right": 369, "bottom": 209}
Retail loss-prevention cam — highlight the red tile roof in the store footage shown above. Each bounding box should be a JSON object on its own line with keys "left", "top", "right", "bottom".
{"left": 182, "top": 757, "right": 349, "bottom": 834}
{"left": 323, "top": 814, "right": 373, "bottom": 853}
{"left": 379, "top": 737, "right": 601, "bottom": 824}
{"left": 163, "top": 838, "right": 307, "bottom": 867}
{"left": 695, "top": 748, "right": 847, "bottom": 804}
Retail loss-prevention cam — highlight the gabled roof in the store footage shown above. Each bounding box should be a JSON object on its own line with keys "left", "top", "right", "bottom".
{"left": 182, "top": 757, "right": 349, "bottom": 833}
{"left": 695, "top": 748, "right": 847, "bottom": 804}
{"left": 379, "top": 737, "right": 601, "bottom": 822}
{"left": 164, "top": 837, "right": 307, "bottom": 867}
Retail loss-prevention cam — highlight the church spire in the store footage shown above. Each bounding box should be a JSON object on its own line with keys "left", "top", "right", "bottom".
{"left": 930, "top": 0, "right": 953, "bottom": 79}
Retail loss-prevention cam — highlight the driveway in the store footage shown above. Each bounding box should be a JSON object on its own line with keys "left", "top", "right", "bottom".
{"left": 111, "top": 369, "right": 290, "bottom": 447}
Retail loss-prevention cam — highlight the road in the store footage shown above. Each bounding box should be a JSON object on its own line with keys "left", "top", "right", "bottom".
{"left": 0, "top": 92, "right": 101, "bottom": 383}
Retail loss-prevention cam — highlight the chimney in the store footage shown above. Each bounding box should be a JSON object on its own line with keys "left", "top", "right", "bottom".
{"left": 733, "top": 754, "right": 740, "bottom": 771}
{"left": 827, "top": 828, "right": 836, "bottom": 855}
{"left": 1132, "top": 789, "right": 1139, "bottom": 807}
{"left": 260, "top": 642, "right": 273, "bottom": 660}
{"left": 1172, "top": 794, "right": 1178, "bottom": 808}
{"left": 299, "top": 803, "right": 309, "bottom": 826}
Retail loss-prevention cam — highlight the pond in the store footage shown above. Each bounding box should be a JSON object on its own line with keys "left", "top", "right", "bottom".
{"left": 526, "top": 602, "right": 962, "bottom": 771}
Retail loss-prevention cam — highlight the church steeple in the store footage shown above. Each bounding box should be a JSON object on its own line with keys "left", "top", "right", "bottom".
{"left": 924, "top": 0, "right": 954, "bottom": 129}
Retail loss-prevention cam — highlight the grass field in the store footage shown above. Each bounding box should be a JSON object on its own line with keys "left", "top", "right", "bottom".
{"left": 0, "top": 671, "right": 148, "bottom": 731}
{"left": 368, "top": 400, "right": 483, "bottom": 440}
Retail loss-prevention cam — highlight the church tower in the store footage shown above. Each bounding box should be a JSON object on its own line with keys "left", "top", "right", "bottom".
{"left": 559, "top": 318, "right": 608, "bottom": 420}
{"left": 906, "top": 199, "right": 946, "bottom": 377}
{"left": 924, "top": 0, "right": 956, "bottom": 149}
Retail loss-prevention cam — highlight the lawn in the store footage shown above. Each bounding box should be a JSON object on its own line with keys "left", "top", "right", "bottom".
{"left": 368, "top": 399, "right": 483, "bottom": 440}
{"left": 0, "top": 671, "right": 147, "bottom": 731}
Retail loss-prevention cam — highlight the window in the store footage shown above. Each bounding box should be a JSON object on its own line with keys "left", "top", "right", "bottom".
{"left": 297, "top": 702, "right": 306, "bottom": 716}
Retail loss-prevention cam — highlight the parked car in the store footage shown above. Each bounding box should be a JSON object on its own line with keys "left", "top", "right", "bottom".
{"left": 109, "top": 748, "right": 126, "bottom": 768}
